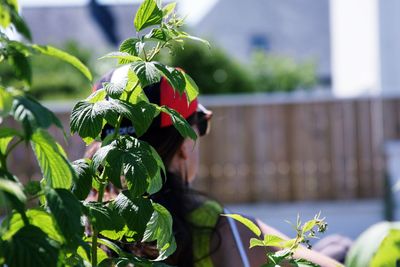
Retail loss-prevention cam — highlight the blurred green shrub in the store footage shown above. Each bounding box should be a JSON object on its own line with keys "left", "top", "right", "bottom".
{"left": 0, "top": 41, "right": 94, "bottom": 100}
{"left": 161, "top": 40, "right": 256, "bottom": 94}
{"left": 163, "top": 41, "right": 317, "bottom": 95}
{"left": 250, "top": 51, "right": 317, "bottom": 93}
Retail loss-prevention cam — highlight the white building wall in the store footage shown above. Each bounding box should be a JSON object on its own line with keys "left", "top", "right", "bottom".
{"left": 330, "top": 0, "right": 381, "bottom": 97}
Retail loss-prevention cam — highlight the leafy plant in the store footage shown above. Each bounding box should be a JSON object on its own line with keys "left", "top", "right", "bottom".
{"left": 224, "top": 213, "right": 328, "bottom": 266}
{"left": 345, "top": 221, "right": 400, "bottom": 267}
{"left": 250, "top": 51, "right": 317, "bottom": 93}
{"left": 0, "top": 0, "right": 207, "bottom": 266}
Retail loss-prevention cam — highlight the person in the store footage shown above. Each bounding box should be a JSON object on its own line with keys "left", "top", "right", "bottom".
{"left": 86, "top": 66, "right": 342, "bottom": 267}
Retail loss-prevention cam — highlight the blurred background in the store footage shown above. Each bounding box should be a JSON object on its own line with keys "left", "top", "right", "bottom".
{"left": 5, "top": 0, "right": 400, "bottom": 240}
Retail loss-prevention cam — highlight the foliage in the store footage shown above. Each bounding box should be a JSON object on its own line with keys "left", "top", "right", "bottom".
{"left": 161, "top": 40, "right": 318, "bottom": 95}
{"left": 225, "top": 213, "right": 328, "bottom": 266}
{"left": 161, "top": 40, "right": 256, "bottom": 94}
{"left": 345, "top": 221, "right": 400, "bottom": 267}
{"left": 0, "top": 0, "right": 205, "bottom": 266}
{"left": 249, "top": 51, "right": 317, "bottom": 93}
{"left": 0, "top": 41, "right": 97, "bottom": 100}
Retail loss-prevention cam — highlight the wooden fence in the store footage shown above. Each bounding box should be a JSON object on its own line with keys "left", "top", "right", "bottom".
{"left": 7, "top": 93, "right": 400, "bottom": 203}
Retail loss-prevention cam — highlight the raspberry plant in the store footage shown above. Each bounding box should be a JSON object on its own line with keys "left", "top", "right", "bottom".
{"left": 0, "top": 0, "right": 205, "bottom": 266}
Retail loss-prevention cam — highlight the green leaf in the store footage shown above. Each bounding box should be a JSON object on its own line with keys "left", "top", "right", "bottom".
{"left": 71, "top": 91, "right": 147, "bottom": 141}
{"left": 162, "top": 2, "right": 176, "bottom": 17}
{"left": 113, "top": 191, "right": 154, "bottom": 240}
{"left": 9, "top": 51, "right": 32, "bottom": 85}
{"left": 249, "top": 238, "right": 265, "bottom": 249}
{"left": 31, "top": 129, "right": 74, "bottom": 189}
{"left": 83, "top": 202, "right": 125, "bottom": 232}
{"left": 134, "top": 0, "right": 163, "bottom": 32}
{"left": 160, "top": 106, "right": 197, "bottom": 141}
{"left": 24, "top": 180, "right": 41, "bottom": 196}
{"left": 71, "top": 159, "right": 96, "bottom": 200}
{"left": 263, "top": 234, "right": 286, "bottom": 248}
{"left": 0, "top": 135, "right": 13, "bottom": 154}
{"left": 104, "top": 81, "right": 127, "bottom": 99}
{"left": 45, "top": 188, "right": 83, "bottom": 247}
{"left": 143, "top": 202, "right": 176, "bottom": 260}
{"left": 183, "top": 73, "right": 199, "bottom": 102}
{"left": 0, "top": 87, "right": 13, "bottom": 117}
{"left": 31, "top": 44, "right": 92, "bottom": 81}
{"left": 145, "top": 28, "right": 171, "bottom": 42}
{"left": 0, "top": 6, "right": 11, "bottom": 28}
{"left": 131, "top": 61, "right": 161, "bottom": 88}
{"left": 3, "top": 225, "right": 60, "bottom": 267}
{"left": 12, "top": 95, "right": 63, "bottom": 137}
{"left": 147, "top": 169, "right": 163, "bottom": 195}
{"left": 147, "top": 147, "right": 165, "bottom": 194}
{"left": 70, "top": 101, "right": 104, "bottom": 140}
{"left": 100, "top": 52, "right": 142, "bottom": 63}
{"left": 0, "top": 178, "right": 26, "bottom": 204}
{"left": 371, "top": 228, "right": 400, "bottom": 267}
{"left": 302, "top": 220, "right": 317, "bottom": 234}
{"left": 100, "top": 225, "right": 134, "bottom": 242}
{"left": 179, "top": 31, "right": 210, "bottom": 48}
{"left": 345, "top": 222, "right": 398, "bottom": 267}
{"left": 9, "top": 8, "right": 32, "bottom": 41}
{"left": 2, "top": 208, "right": 64, "bottom": 244}
{"left": 0, "top": 127, "right": 21, "bottom": 139}
{"left": 92, "top": 136, "right": 159, "bottom": 195}
{"left": 119, "top": 38, "right": 141, "bottom": 58}
{"left": 222, "top": 214, "right": 261, "bottom": 237}
{"left": 154, "top": 63, "right": 186, "bottom": 94}
{"left": 128, "top": 101, "right": 157, "bottom": 137}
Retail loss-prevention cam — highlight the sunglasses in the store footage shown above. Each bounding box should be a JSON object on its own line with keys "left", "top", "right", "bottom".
{"left": 196, "top": 104, "right": 212, "bottom": 137}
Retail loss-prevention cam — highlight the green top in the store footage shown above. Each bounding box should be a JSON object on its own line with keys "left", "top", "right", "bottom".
{"left": 187, "top": 200, "right": 224, "bottom": 267}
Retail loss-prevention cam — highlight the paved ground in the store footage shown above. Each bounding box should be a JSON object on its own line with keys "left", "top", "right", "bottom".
{"left": 227, "top": 199, "right": 384, "bottom": 241}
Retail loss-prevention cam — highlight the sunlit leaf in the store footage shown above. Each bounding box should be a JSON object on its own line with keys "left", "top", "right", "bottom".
{"left": 31, "top": 130, "right": 74, "bottom": 189}
{"left": 32, "top": 45, "right": 92, "bottom": 81}
{"left": 2, "top": 209, "right": 64, "bottom": 244}
{"left": 183, "top": 72, "right": 199, "bottom": 102}
{"left": 100, "top": 52, "right": 141, "bottom": 64}
{"left": 0, "top": 179, "right": 26, "bottom": 204}
{"left": 134, "top": 0, "right": 163, "bottom": 32}
{"left": 131, "top": 61, "right": 161, "bottom": 88}
{"left": 263, "top": 234, "right": 286, "bottom": 248}
{"left": 222, "top": 214, "right": 261, "bottom": 237}
{"left": 371, "top": 228, "right": 400, "bottom": 266}
{"left": 119, "top": 38, "right": 141, "bottom": 59}
{"left": 249, "top": 238, "right": 264, "bottom": 249}
{"left": 103, "top": 81, "right": 127, "bottom": 99}
{"left": 143, "top": 202, "right": 176, "bottom": 260}
{"left": 0, "top": 87, "right": 13, "bottom": 117}
{"left": 162, "top": 2, "right": 176, "bottom": 17}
